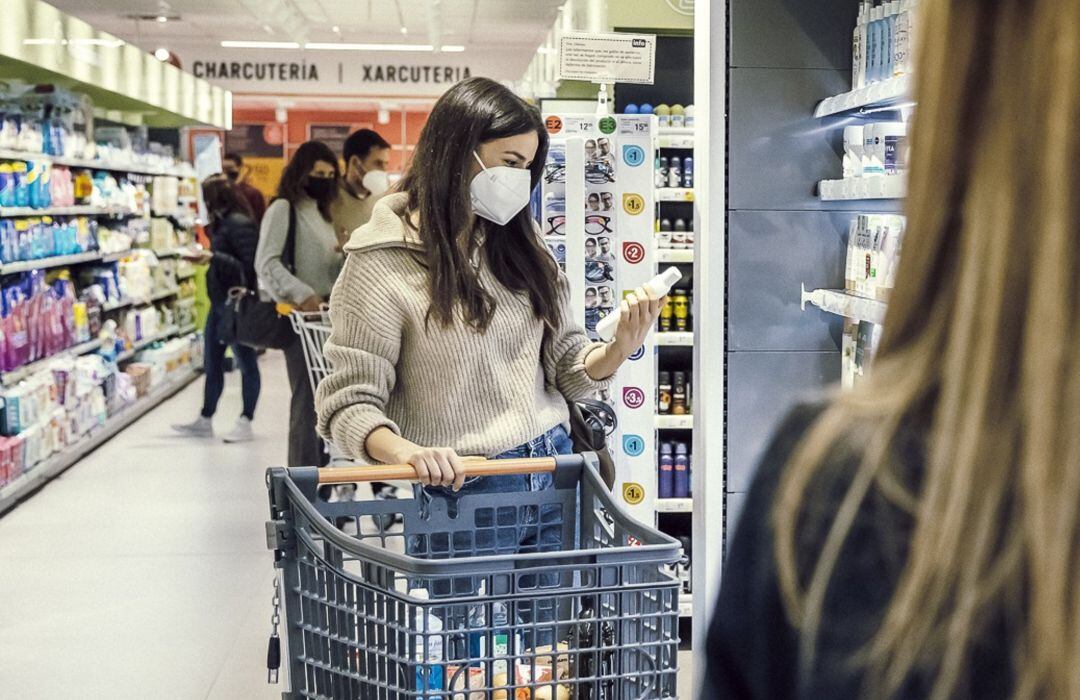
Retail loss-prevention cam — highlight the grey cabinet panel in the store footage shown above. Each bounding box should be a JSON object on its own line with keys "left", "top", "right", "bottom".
{"left": 725, "top": 492, "right": 749, "bottom": 559}
{"left": 732, "top": 0, "right": 858, "bottom": 71}
{"left": 729, "top": 68, "right": 899, "bottom": 213}
{"left": 728, "top": 210, "right": 850, "bottom": 352}
{"left": 726, "top": 351, "right": 837, "bottom": 493}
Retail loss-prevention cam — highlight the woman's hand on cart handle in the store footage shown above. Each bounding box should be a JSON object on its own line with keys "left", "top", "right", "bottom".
{"left": 298, "top": 294, "right": 323, "bottom": 313}
{"left": 393, "top": 445, "right": 468, "bottom": 492}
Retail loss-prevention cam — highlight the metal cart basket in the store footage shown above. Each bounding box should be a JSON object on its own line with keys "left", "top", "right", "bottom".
{"left": 289, "top": 310, "right": 334, "bottom": 396}
{"left": 266, "top": 454, "right": 682, "bottom": 699}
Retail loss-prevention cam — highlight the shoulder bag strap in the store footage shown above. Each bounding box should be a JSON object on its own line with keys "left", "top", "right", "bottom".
{"left": 281, "top": 200, "right": 298, "bottom": 274}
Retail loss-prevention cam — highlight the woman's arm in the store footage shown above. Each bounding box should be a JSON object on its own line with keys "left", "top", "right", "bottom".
{"left": 255, "top": 200, "right": 320, "bottom": 306}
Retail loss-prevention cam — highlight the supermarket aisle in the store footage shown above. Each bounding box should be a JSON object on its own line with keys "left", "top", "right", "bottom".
{"left": 0, "top": 353, "right": 288, "bottom": 699}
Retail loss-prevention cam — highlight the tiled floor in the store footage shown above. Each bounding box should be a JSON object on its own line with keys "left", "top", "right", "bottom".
{"left": 0, "top": 353, "right": 696, "bottom": 698}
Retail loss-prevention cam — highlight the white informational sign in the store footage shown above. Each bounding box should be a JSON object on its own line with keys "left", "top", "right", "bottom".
{"left": 558, "top": 32, "right": 657, "bottom": 85}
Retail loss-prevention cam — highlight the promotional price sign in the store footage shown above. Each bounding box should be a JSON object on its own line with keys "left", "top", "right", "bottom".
{"left": 540, "top": 113, "right": 658, "bottom": 522}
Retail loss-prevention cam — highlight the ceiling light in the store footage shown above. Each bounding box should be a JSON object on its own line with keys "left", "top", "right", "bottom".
{"left": 304, "top": 42, "right": 435, "bottom": 52}
{"left": 154, "top": 47, "right": 170, "bottom": 61}
{"left": 400, "top": 26, "right": 408, "bottom": 35}
{"left": 332, "top": 25, "right": 341, "bottom": 33}
{"left": 440, "top": 45, "right": 466, "bottom": 52}
{"left": 156, "top": 14, "right": 169, "bottom": 23}
{"left": 221, "top": 40, "right": 301, "bottom": 49}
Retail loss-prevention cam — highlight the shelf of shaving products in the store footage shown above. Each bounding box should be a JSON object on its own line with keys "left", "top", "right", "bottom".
{"left": 815, "top": 75, "right": 914, "bottom": 118}
{"left": 818, "top": 175, "right": 906, "bottom": 201}
{"left": 801, "top": 285, "right": 888, "bottom": 326}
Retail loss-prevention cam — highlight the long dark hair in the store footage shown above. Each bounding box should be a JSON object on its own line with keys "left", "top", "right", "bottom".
{"left": 202, "top": 174, "right": 254, "bottom": 223}
{"left": 276, "top": 140, "right": 340, "bottom": 221}
{"left": 398, "top": 76, "right": 557, "bottom": 332}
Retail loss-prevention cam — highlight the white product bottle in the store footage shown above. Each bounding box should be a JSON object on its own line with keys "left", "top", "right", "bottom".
{"left": 866, "top": 6, "right": 881, "bottom": 84}
{"left": 843, "top": 125, "right": 865, "bottom": 179}
{"left": 845, "top": 218, "right": 859, "bottom": 291}
{"left": 862, "top": 124, "right": 884, "bottom": 176}
{"left": 892, "top": 0, "right": 911, "bottom": 76}
{"left": 883, "top": 2, "right": 898, "bottom": 80}
{"left": 876, "top": 121, "right": 907, "bottom": 174}
{"left": 852, "top": 2, "right": 868, "bottom": 90}
{"left": 684, "top": 104, "right": 695, "bottom": 128}
{"left": 595, "top": 266, "right": 683, "bottom": 341}
{"left": 411, "top": 590, "right": 444, "bottom": 695}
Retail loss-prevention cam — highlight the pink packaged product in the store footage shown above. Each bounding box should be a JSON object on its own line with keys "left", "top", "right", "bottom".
{"left": 8, "top": 434, "right": 24, "bottom": 480}
{"left": 0, "top": 437, "right": 10, "bottom": 486}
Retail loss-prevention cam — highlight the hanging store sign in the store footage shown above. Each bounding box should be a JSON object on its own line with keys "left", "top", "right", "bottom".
{"left": 179, "top": 48, "right": 514, "bottom": 97}
{"left": 557, "top": 32, "right": 657, "bottom": 85}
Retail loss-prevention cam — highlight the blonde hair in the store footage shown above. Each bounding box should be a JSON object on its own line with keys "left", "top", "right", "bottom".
{"left": 775, "top": 1, "right": 1080, "bottom": 698}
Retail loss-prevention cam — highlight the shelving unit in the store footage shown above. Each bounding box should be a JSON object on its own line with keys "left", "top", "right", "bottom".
{"left": 656, "top": 414, "right": 694, "bottom": 430}
{"left": 800, "top": 285, "right": 888, "bottom": 325}
{"left": 656, "top": 332, "right": 694, "bottom": 347}
{"left": 658, "top": 126, "right": 695, "bottom": 149}
{"left": 814, "top": 74, "right": 913, "bottom": 118}
{"left": 679, "top": 593, "right": 693, "bottom": 619}
{"left": 102, "top": 297, "right": 135, "bottom": 312}
{"left": 0, "top": 366, "right": 201, "bottom": 516}
{"left": 115, "top": 325, "right": 180, "bottom": 363}
{"left": 0, "top": 206, "right": 138, "bottom": 218}
{"left": 818, "top": 176, "right": 907, "bottom": 201}
{"left": 657, "top": 188, "right": 695, "bottom": 202}
{"left": 0, "top": 338, "right": 104, "bottom": 386}
{"left": 657, "top": 498, "right": 693, "bottom": 513}
{"left": 0, "top": 148, "right": 191, "bottom": 178}
{"left": 657, "top": 249, "right": 694, "bottom": 264}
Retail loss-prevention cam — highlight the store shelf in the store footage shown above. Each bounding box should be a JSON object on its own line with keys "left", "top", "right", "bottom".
{"left": 1, "top": 338, "right": 104, "bottom": 386}
{"left": 656, "top": 332, "right": 694, "bottom": 347}
{"left": 657, "top": 188, "right": 695, "bottom": 202}
{"left": 115, "top": 325, "right": 180, "bottom": 363}
{"left": 178, "top": 323, "right": 197, "bottom": 335}
{"left": 814, "top": 75, "right": 914, "bottom": 118}
{"left": 0, "top": 251, "right": 103, "bottom": 275}
{"left": 657, "top": 498, "right": 693, "bottom": 513}
{"left": 152, "top": 249, "right": 183, "bottom": 259}
{"left": 658, "top": 127, "right": 695, "bottom": 149}
{"left": 101, "top": 250, "right": 133, "bottom": 263}
{"left": 657, "top": 249, "right": 694, "bottom": 264}
{"left": 0, "top": 366, "right": 201, "bottom": 516}
{"left": 800, "top": 285, "right": 888, "bottom": 325}
{"left": 818, "top": 176, "right": 907, "bottom": 201}
{"left": 0, "top": 149, "right": 191, "bottom": 178}
{"left": 679, "top": 594, "right": 693, "bottom": 618}
{"left": 102, "top": 298, "right": 135, "bottom": 312}
{"left": 177, "top": 269, "right": 197, "bottom": 280}
{"left": 656, "top": 414, "right": 694, "bottom": 430}
{"left": 0, "top": 205, "right": 137, "bottom": 218}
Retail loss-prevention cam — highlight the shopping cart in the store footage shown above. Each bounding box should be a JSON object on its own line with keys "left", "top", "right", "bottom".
{"left": 289, "top": 309, "right": 334, "bottom": 400}
{"left": 265, "top": 454, "right": 682, "bottom": 698}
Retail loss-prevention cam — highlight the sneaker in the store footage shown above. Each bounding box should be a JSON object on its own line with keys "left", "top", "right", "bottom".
{"left": 172, "top": 416, "right": 213, "bottom": 438}
{"left": 221, "top": 416, "right": 254, "bottom": 444}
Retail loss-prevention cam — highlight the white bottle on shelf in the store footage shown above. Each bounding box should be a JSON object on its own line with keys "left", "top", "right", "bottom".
{"left": 843, "top": 125, "right": 865, "bottom": 179}
{"left": 853, "top": 2, "right": 869, "bottom": 90}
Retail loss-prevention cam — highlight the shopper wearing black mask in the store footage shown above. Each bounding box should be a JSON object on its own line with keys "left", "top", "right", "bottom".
{"left": 256, "top": 140, "right": 344, "bottom": 467}
{"left": 222, "top": 152, "right": 266, "bottom": 223}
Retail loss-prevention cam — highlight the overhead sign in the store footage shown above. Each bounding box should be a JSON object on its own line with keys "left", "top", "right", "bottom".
{"left": 558, "top": 32, "right": 656, "bottom": 85}
{"left": 176, "top": 46, "right": 527, "bottom": 97}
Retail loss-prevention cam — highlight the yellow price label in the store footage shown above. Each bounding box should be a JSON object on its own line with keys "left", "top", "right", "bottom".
{"left": 622, "top": 482, "right": 645, "bottom": 505}
{"left": 622, "top": 193, "right": 646, "bottom": 216}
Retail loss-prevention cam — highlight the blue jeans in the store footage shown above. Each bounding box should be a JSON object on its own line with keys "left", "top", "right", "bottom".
{"left": 201, "top": 304, "right": 261, "bottom": 420}
{"left": 416, "top": 424, "right": 574, "bottom": 556}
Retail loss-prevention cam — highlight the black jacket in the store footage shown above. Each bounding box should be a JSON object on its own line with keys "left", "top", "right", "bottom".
{"left": 704, "top": 404, "right": 1012, "bottom": 699}
{"left": 206, "top": 212, "right": 259, "bottom": 304}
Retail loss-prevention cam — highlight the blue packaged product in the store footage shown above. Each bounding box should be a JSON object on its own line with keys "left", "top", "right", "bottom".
{"left": 658, "top": 442, "right": 674, "bottom": 499}
{"left": 639, "top": 103, "right": 654, "bottom": 115}
{"left": 624, "top": 103, "right": 639, "bottom": 114}
{"left": 673, "top": 443, "right": 690, "bottom": 498}
{"left": 683, "top": 157, "right": 694, "bottom": 189}
{"left": 0, "top": 163, "right": 14, "bottom": 207}
{"left": 12, "top": 162, "right": 29, "bottom": 208}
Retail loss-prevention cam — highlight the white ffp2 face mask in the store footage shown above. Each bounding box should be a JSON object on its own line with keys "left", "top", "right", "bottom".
{"left": 361, "top": 169, "right": 390, "bottom": 196}
{"left": 469, "top": 151, "right": 532, "bottom": 226}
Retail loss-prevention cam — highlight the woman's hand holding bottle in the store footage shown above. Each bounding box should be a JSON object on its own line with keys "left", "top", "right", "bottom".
{"left": 610, "top": 285, "right": 665, "bottom": 358}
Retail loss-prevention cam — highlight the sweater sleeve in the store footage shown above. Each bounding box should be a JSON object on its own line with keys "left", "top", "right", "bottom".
{"left": 542, "top": 271, "right": 614, "bottom": 401}
{"left": 255, "top": 199, "right": 315, "bottom": 304}
{"left": 314, "top": 253, "right": 403, "bottom": 464}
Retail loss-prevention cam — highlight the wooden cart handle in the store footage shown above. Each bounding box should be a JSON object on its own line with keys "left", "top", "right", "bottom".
{"left": 316, "top": 457, "right": 557, "bottom": 484}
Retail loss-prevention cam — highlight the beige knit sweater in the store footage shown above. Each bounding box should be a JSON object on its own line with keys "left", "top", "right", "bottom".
{"left": 315, "top": 192, "right": 613, "bottom": 464}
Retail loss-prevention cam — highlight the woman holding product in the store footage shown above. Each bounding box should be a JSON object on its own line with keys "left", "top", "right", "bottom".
{"left": 708, "top": 1, "right": 1080, "bottom": 698}
{"left": 316, "top": 77, "right": 659, "bottom": 515}
{"left": 172, "top": 175, "right": 261, "bottom": 443}
{"left": 256, "top": 140, "right": 344, "bottom": 467}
